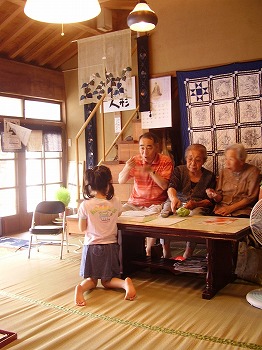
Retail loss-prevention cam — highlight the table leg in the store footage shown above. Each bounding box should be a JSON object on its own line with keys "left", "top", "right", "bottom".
{"left": 203, "top": 239, "right": 236, "bottom": 299}
{"left": 120, "top": 230, "right": 146, "bottom": 277}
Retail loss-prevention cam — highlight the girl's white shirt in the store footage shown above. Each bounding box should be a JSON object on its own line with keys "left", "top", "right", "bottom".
{"left": 78, "top": 196, "right": 123, "bottom": 245}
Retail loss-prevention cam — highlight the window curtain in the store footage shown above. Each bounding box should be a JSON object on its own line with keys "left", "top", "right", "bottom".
{"left": 44, "top": 132, "right": 62, "bottom": 152}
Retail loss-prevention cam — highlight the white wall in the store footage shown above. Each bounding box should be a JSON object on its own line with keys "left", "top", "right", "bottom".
{"left": 150, "top": 0, "right": 262, "bottom": 74}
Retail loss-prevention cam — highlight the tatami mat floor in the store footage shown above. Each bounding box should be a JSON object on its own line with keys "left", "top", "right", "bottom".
{"left": 1, "top": 232, "right": 261, "bottom": 350}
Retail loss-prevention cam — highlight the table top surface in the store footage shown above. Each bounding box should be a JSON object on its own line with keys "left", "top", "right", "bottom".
{"left": 117, "top": 214, "right": 250, "bottom": 237}
{"left": 67, "top": 213, "right": 251, "bottom": 238}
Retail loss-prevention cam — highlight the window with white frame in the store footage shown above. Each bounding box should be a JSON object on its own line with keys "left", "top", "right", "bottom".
{"left": 0, "top": 96, "right": 64, "bottom": 217}
{"left": 0, "top": 96, "right": 23, "bottom": 118}
{"left": 25, "top": 100, "right": 61, "bottom": 121}
{"left": 26, "top": 149, "right": 63, "bottom": 212}
{"left": 0, "top": 141, "right": 17, "bottom": 216}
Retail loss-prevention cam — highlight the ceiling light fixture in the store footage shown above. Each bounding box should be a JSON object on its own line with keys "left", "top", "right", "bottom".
{"left": 24, "top": 0, "right": 101, "bottom": 24}
{"left": 127, "top": 0, "right": 158, "bottom": 32}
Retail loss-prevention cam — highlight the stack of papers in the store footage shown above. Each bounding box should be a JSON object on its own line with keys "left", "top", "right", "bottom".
{"left": 120, "top": 211, "right": 158, "bottom": 222}
{"left": 173, "top": 257, "right": 207, "bottom": 274}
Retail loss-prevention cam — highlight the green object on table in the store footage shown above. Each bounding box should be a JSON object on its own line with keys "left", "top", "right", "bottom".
{"left": 176, "top": 207, "right": 190, "bottom": 217}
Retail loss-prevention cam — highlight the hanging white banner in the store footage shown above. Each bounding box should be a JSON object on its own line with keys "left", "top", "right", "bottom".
{"left": 78, "top": 29, "right": 132, "bottom": 105}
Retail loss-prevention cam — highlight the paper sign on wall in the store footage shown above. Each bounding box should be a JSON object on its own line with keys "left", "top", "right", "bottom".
{"left": 103, "top": 76, "right": 136, "bottom": 113}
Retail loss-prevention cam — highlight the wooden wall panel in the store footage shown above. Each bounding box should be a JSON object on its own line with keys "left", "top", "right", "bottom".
{"left": 0, "top": 58, "right": 65, "bottom": 101}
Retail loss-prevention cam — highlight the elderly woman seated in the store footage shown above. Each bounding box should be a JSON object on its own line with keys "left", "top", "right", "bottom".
{"left": 160, "top": 143, "right": 216, "bottom": 258}
{"left": 206, "top": 143, "right": 260, "bottom": 218}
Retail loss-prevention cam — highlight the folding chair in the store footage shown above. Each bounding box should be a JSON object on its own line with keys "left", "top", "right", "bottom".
{"left": 28, "top": 201, "right": 68, "bottom": 259}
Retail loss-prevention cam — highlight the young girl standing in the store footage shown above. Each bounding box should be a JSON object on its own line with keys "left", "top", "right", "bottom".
{"left": 74, "top": 165, "right": 136, "bottom": 306}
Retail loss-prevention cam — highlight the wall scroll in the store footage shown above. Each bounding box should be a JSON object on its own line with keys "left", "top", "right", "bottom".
{"left": 141, "top": 76, "right": 172, "bottom": 129}
{"left": 137, "top": 35, "right": 150, "bottom": 112}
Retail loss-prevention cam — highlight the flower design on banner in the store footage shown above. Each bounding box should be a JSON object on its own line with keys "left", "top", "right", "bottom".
{"left": 80, "top": 67, "right": 132, "bottom": 103}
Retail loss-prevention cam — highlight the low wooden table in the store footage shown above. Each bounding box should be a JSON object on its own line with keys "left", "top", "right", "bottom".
{"left": 66, "top": 214, "right": 81, "bottom": 235}
{"left": 117, "top": 215, "right": 251, "bottom": 299}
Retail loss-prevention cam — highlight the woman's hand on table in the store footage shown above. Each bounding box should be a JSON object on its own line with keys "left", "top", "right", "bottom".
{"left": 170, "top": 197, "right": 182, "bottom": 212}
{"left": 206, "top": 188, "right": 217, "bottom": 198}
{"left": 214, "top": 205, "right": 232, "bottom": 216}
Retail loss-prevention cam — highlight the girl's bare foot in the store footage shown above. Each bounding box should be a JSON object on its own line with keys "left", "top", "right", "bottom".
{"left": 124, "top": 277, "right": 136, "bottom": 301}
{"left": 74, "top": 284, "right": 86, "bottom": 306}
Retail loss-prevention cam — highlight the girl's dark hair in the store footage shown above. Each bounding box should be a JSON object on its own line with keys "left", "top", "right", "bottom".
{"left": 83, "top": 165, "right": 114, "bottom": 200}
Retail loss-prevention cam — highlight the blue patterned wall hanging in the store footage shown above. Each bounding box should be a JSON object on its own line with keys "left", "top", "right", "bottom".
{"left": 177, "top": 61, "right": 262, "bottom": 175}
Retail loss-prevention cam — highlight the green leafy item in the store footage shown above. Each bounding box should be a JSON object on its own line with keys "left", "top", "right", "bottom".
{"left": 55, "top": 187, "right": 71, "bottom": 207}
{"left": 176, "top": 207, "right": 190, "bottom": 217}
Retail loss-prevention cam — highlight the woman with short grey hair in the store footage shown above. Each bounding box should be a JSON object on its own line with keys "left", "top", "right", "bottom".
{"left": 206, "top": 143, "right": 260, "bottom": 217}
{"left": 224, "top": 143, "right": 247, "bottom": 162}
{"left": 161, "top": 143, "right": 216, "bottom": 258}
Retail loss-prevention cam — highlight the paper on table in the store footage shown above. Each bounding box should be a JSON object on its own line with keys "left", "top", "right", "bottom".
{"left": 145, "top": 216, "right": 186, "bottom": 226}
{"left": 119, "top": 211, "right": 158, "bottom": 222}
{"left": 121, "top": 211, "right": 157, "bottom": 217}
{"left": 201, "top": 217, "right": 238, "bottom": 225}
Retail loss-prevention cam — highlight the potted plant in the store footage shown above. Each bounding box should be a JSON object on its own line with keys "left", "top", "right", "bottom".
{"left": 54, "top": 186, "right": 71, "bottom": 215}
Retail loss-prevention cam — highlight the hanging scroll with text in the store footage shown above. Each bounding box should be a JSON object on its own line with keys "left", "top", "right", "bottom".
{"left": 141, "top": 76, "right": 172, "bottom": 129}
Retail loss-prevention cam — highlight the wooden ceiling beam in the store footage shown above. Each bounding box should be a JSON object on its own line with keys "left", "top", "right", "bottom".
{"left": 7, "top": 0, "right": 25, "bottom": 6}
{"left": 23, "top": 30, "right": 60, "bottom": 62}
{"left": 70, "top": 22, "right": 101, "bottom": 36}
{"left": 0, "top": 6, "right": 22, "bottom": 30}
{"left": 0, "top": 0, "right": 7, "bottom": 6}
{"left": 40, "top": 27, "right": 96, "bottom": 67}
{"left": 9, "top": 25, "right": 51, "bottom": 59}
{"left": 0, "top": 19, "right": 32, "bottom": 51}
{"left": 99, "top": 0, "right": 135, "bottom": 11}
{"left": 52, "top": 47, "right": 78, "bottom": 70}
{"left": 39, "top": 40, "right": 78, "bottom": 67}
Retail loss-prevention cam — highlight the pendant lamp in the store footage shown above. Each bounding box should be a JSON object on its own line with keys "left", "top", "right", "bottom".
{"left": 127, "top": 0, "right": 158, "bottom": 32}
{"left": 24, "top": 0, "right": 101, "bottom": 24}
